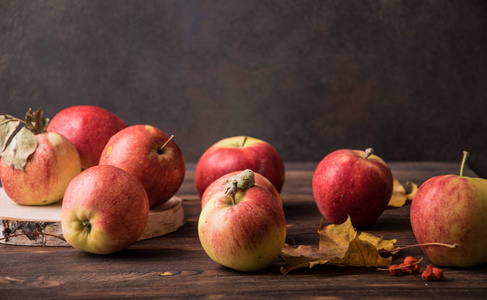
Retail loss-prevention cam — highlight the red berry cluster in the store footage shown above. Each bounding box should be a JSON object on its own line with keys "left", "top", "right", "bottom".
{"left": 388, "top": 256, "right": 444, "bottom": 281}
{"left": 421, "top": 264, "right": 444, "bottom": 281}
{"left": 388, "top": 256, "right": 421, "bottom": 276}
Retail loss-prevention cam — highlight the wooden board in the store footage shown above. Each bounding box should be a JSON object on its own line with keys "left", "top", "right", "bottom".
{"left": 0, "top": 187, "right": 184, "bottom": 247}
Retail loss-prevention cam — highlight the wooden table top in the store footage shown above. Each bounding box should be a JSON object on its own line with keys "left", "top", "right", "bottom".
{"left": 1, "top": 162, "right": 486, "bottom": 299}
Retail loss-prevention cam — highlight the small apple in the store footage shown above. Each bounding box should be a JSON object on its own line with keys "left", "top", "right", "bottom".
{"left": 198, "top": 170, "right": 287, "bottom": 272}
{"left": 0, "top": 109, "right": 81, "bottom": 205}
{"left": 61, "top": 165, "right": 150, "bottom": 255}
{"left": 410, "top": 151, "right": 487, "bottom": 268}
{"left": 312, "top": 148, "right": 393, "bottom": 228}
{"left": 201, "top": 169, "right": 281, "bottom": 209}
{"left": 195, "top": 136, "right": 285, "bottom": 197}
{"left": 99, "top": 125, "right": 185, "bottom": 208}
{"left": 47, "top": 105, "right": 127, "bottom": 169}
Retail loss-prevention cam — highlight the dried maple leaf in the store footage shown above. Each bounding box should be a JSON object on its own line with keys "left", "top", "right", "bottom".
{"left": 387, "top": 179, "right": 418, "bottom": 208}
{"left": 280, "top": 217, "right": 396, "bottom": 274}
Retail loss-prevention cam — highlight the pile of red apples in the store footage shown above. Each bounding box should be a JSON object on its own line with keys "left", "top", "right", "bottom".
{"left": 1, "top": 106, "right": 185, "bottom": 254}
{"left": 1, "top": 106, "right": 486, "bottom": 271}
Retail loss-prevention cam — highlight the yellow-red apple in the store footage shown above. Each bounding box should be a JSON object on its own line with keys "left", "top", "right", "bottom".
{"left": 99, "top": 125, "right": 185, "bottom": 208}
{"left": 47, "top": 105, "right": 127, "bottom": 169}
{"left": 195, "top": 136, "right": 285, "bottom": 197}
{"left": 61, "top": 165, "right": 149, "bottom": 254}
{"left": 198, "top": 170, "right": 286, "bottom": 272}
{"left": 0, "top": 131, "right": 81, "bottom": 205}
{"left": 410, "top": 151, "right": 487, "bottom": 267}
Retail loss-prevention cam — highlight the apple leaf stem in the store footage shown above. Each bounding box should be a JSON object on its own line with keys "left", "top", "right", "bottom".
{"left": 364, "top": 148, "right": 374, "bottom": 159}
{"left": 0, "top": 116, "right": 26, "bottom": 127}
{"left": 379, "top": 242, "right": 458, "bottom": 255}
{"left": 158, "top": 135, "right": 174, "bottom": 154}
{"left": 460, "top": 151, "right": 469, "bottom": 177}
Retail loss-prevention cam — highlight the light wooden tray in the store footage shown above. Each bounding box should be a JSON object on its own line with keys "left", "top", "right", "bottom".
{"left": 0, "top": 188, "right": 184, "bottom": 247}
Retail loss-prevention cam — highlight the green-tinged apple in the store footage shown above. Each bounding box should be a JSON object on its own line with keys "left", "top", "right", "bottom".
{"left": 99, "top": 125, "right": 185, "bottom": 208}
{"left": 61, "top": 165, "right": 150, "bottom": 255}
{"left": 0, "top": 109, "right": 81, "bottom": 205}
{"left": 312, "top": 148, "right": 393, "bottom": 228}
{"left": 47, "top": 105, "right": 127, "bottom": 169}
{"left": 195, "top": 136, "right": 285, "bottom": 197}
{"left": 198, "top": 170, "right": 287, "bottom": 272}
{"left": 201, "top": 169, "right": 281, "bottom": 209}
{"left": 410, "top": 151, "right": 487, "bottom": 268}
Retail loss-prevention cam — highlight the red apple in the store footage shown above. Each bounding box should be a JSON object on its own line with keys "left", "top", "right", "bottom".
{"left": 0, "top": 131, "right": 81, "bottom": 205}
{"left": 47, "top": 105, "right": 127, "bottom": 169}
{"left": 198, "top": 170, "right": 287, "bottom": 272}
{"left": 201, "top": 169, "right": 281, "bottom": 209}
{"left": 410, "top": 151, "right": 487, "bottom": 267}
{"left": 61, "top": 165, "right": 150, "bottom": 254}
{"left": 195, "top": 136, "right": 285, "bottom": 197}
{"left": 312, "top": 148, "right": 393, "bottom": 228}
{"left": 99, "top": 125, "right": 185, "bottom": 208}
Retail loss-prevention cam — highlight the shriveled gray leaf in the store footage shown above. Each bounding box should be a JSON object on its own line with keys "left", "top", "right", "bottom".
{"left": 225, "top": 169, "right": 255, "bottom": 193}
{"left": 1, "top": 127, "right": 37, "bottom": 171}
{"left": 231, "top": 169, "right": 255, "bottom": 189}
{"left": 0, "top": 115, "right": 21, "bottom": 153}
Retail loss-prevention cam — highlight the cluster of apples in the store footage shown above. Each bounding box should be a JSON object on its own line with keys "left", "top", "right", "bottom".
{"left": 0, "top": 106, "right": 185, "bottom": 254}
{"left": 195, "top": 136, "right": 287, "bottom": 272}
{"left": 311, "top": 148, "right": 487, "bottom": 269}
{"left": 2, "top": 106, "right": 486, "bottom": 270}
{"left": 194, "top": 142, "right": 397, "bottom": 271}
{"left": 196, "top": 139, "right": 487, "bottom": 271}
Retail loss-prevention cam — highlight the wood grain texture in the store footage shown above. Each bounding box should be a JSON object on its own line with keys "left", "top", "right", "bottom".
{"left": 0, "top": 162, "right": 486, "bottom": 299}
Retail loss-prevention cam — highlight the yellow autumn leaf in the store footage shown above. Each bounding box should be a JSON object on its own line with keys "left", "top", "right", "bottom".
{"left": 388, "top": 179, "right": 408, "bottom": 207}
{"left": 388, "top": 179, "right": 418, "bottom": 208}
{"left": 280, "top": 217, "right": 396, "bottom": 274}
{"left": 406, "top": 181, "right": 418, "bottom": 201}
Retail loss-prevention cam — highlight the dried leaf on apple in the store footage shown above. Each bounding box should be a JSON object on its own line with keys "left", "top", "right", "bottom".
{"left": 0, "top": 115, "right": 20, "bottom": 152}
{"left": 1, "top": 127, "right": 37, "bottom": 171}
{"left": 0, "top": 109, "right": 48, "bottom": 171}
{"left": 280, "top": 216, "right": 397, "bottom": 274}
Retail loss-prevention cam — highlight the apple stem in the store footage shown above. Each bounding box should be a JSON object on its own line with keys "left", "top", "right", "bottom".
{"left": 460, "top": 151, "right": 469, "bottom": 177}
{"left": 158, "top": 135, "right": 175, "bottom": 154}
{"left": 227, "top": 179, "right": 238, "bottom": 205}
{"left": 364, "top": 148, "right": 374, "bottom": 159}
{"left": 241, "top": 136, "right": 248, "bottom": 147}
{"left": 379, "top": 242, "right": 458, "bottom": 255}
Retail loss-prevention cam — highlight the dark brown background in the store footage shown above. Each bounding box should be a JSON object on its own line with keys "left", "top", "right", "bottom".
{"left": 1, "top": 1, "right": 486, "bottom": 176}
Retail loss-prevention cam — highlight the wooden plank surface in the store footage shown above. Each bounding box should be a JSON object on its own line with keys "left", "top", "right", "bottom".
{"left": 1, "top": 162, "right": 486, "bottom": 299}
